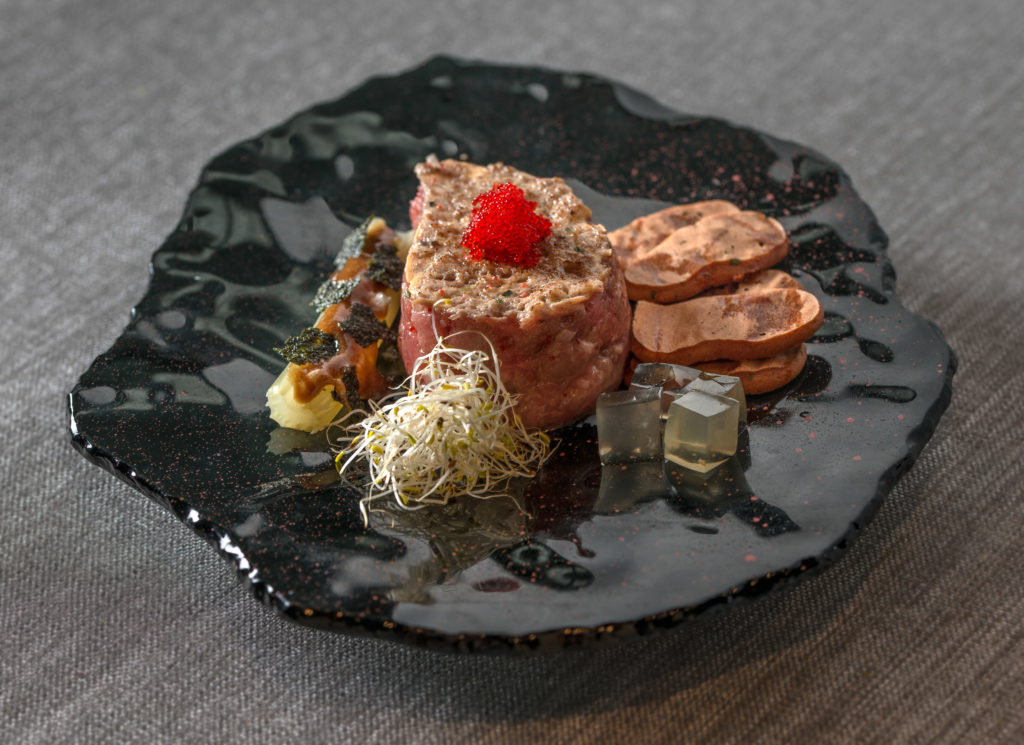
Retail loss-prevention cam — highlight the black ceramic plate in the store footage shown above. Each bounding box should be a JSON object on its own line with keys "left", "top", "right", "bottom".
{"left": 69, "top": 56, "right": 955, "bottom": 653}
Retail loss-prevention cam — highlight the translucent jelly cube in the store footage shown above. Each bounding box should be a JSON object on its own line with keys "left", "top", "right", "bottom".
{"left": 630, "top": 362, "right": 702, "bottom": 417}
{"left": 596, "top": 387, "right": 663, "bottom": 464}
{"left": 702, "top": 372, "right": 745, "bottom": 407}
{"left": 684, "top": 373, "right": 747, "bottom": 423}
{"left": 664, "top": 389, "right": 740, "bottom": 473}
{"left": 631, "top": 362, "right": 702, "bottom": 390}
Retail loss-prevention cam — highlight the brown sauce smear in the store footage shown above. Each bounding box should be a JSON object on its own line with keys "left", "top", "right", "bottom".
{"left": 289, "top": 232, "right": 398, "bottom": 404}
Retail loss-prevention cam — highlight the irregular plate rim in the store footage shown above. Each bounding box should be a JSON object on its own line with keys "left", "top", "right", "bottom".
{"left": 68, "top": 55, "right": 957, "bottom": 654}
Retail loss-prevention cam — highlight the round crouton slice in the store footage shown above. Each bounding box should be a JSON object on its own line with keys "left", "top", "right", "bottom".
{"left": 696, "top": 345, "right": 809, "bottom": 395}
{"left": 607, "top": 200, "right": 740, "bottom": 268}
{"left": 624, "top": 211, "right": 789, "bottom": 303}
{"left": 631, "top": 289, "right": 824, "bottom": 366}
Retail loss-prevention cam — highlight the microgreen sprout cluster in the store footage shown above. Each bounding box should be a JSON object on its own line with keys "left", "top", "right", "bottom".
{"left": 334, "top": 332, "right": 552, "bottom": 523}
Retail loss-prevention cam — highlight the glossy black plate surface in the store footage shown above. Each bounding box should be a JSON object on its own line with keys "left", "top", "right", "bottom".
{"left": 68, "top": 56, "right": 955, "bottom": 653}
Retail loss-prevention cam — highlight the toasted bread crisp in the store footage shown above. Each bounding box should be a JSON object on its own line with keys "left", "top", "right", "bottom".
{"left": 696, "top": 345, "right": 809, "bottom": 395}
{"left": 624, "top": 211, "right": 789, "bottom": 303}
{"left": 607, "top": 200, "right": 739, "bottom": 269}
{"left": 631, "top": 288, "right": 824, "bottom": 366}
{"left": 702, "top": 268, "right": 803, "bottom": 295}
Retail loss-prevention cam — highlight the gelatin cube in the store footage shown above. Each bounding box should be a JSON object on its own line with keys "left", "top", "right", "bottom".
{"left": 595, "top": 460, "right": 674, "bottom": 513}
{"left": 596, "top": 387, "right": 663, "bottom": 464}
{"left": 703, "top": 372, "right": 745, "bottom": 412}
{"left": 685, "top": 373, "right": 747, "bottom": 423}
{"left": 664, "top": 390, "right": 739, "bottom": 473}
{"left": 631, "top": 362, "right": 701, "bottom": 391}
{"left": 631, "top": 362, "right": 702, "bottom": 417}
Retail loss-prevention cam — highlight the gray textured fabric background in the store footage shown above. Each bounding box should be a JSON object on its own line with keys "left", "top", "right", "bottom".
{"left": 3, "top": 0, "right": 1022, "bottom": 743}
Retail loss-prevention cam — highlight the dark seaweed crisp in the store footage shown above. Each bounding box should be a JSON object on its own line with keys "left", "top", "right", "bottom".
{"left": 334, "top": 216, "right": 376, "bottom": 267}
{"left": 310, "top": 277, "right": 360, "bottom": 313}
{"left": 337, "top": 365, "right": 362, "bottom": 410}
{"left": 339, "top": 303, "right": 391, "bottom": 347}
{"left": 364, "top": 243, "right": 404, "bottom": 290}
{"left": 273, "top": 327, "right": 339, "bottom": 365}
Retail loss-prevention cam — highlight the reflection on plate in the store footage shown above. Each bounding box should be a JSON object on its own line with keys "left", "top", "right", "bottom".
{"left": 68, "top": 56, "right": 955, "bottom": 653}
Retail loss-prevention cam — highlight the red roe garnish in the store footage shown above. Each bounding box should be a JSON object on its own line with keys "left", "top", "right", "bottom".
{"left": 460, "top": 182, "right": 552, "bottom": 267}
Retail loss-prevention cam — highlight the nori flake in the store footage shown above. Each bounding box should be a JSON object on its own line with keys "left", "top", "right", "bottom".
{"left": 334, "top": 216, "right": 375, "bottom": 267}
{"left": 335, "top": 365, "right": 363, "bottom": 410}
{"left": 311, "top": 277, "right": 359, "bottom": 313}
{"left": 365, "top": 243, "right": 404, "bottom": 290}
{"left": 273, "top": 327, "right": 339, "bottom": 365}
{"left": 339, "top": 303, "right": 391, "bottom": 348}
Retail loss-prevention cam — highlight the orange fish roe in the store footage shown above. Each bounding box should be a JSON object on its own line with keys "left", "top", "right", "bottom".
{"left": 460, "top": 182, "right": 552, "bottom": 267}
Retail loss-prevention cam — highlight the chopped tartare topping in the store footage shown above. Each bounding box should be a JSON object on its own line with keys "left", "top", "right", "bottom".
{"left": 460, "top": 182, "right": 552, "bottom": 267}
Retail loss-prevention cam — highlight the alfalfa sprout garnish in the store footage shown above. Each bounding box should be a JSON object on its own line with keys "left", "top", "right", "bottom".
{"left": 333, "top": 332, "right": 552, "bottom": 524}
